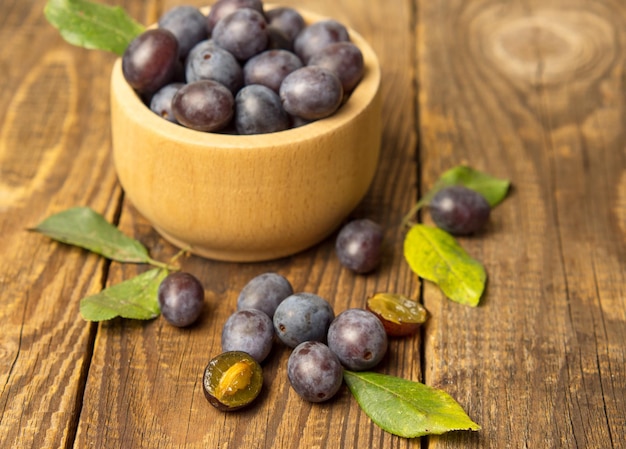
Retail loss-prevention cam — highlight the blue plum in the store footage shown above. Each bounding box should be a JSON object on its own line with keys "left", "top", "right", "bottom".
{"left": 288, "top": 341, "right": 343, "bottom": 402}
{"left": 222, "top": 309, "right": 274, "bottom": 363}
{"left": 237, "top": 272, "right": 293, "bottom": 318}
{"left": 327, "top": 308, "right": 388, "bottom": 371}
{"left": 273, "top": 293, "right": 334, "bottom": 348}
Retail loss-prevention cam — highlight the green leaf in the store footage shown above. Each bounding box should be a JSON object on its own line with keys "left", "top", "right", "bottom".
{"left": 44, "top": 0, "right": 145, "bottom": 55}
{"left": 344, "top": 371, "right": 480, "bottom": 438}
{"left": 403, "top": 224, "right": 486, "bottom": 306}
{"left": 31, "top": 206, "right": 151, "bottom": 264}
{"left": 433, "top": 165, "right": 510, "bottom": 207}
{"left": 80, "top": 268, "right": 166, "bottom": 321}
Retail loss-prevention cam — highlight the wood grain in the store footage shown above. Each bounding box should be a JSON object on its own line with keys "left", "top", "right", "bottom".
{"left": 1, "top": 0, "right": 624, "bottom": 448}
{"left": 0, "top": 1, "right": 121, "bottom": 448}
{"left": 417, "top": 0, "right": 626, "bottom": 447}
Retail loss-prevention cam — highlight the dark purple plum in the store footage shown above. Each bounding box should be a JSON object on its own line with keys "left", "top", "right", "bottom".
{"left": 327, "top": 308, "right": 388, "bottom": 371}
{"left": 243, "top": 49, "right": 303, "bottom": 93}
{"left": 279, "top": 66, "right": 343, "bottom": 120}
{"left": 122, "top": 28, "right": 179, "bottom": 94}
{"left": 185, "top": 40, "right": 243, "bottom": 94}
{"left": 429, "top": 186, "right": 491, "bottom": 235}
{"left": 235, "top": 84, "right": 290, "bottom": 134}
{"left": 265, "top": 7, "right": 305, "bottom": 42}
{"left": 237, "top": 272, "right": 293, "bottom": 318}
{"left": 158, "top": 5, "right": 208, "bottom": 58}
{"left": 206, "top": 0, "right": 265, "bottom": 35}
{"left": 335, "top": 218, "right": 384, "bottom": 274}
{"left": 172, "top": 80, "right": 234, "bottom": 132}
{"left": 212, "top": 8, "right": 269, "bottom": 61}
{"left": 287, "top": 341, "right": 343, "bottom": 402}
{"left": 221, "top": 309, "right": 274, "bottom": 363}
{"left": 149, "top": 82, "right": 184, "bottom": 123}
{"left": 157, "top": 272, "right": 204, "bottom": 327}
{"left": 308, "top": 41, "right": 364, "bottom": 93}
{"left": 273, "top": 292, "right": 334, "bottom": 348}
{"left": 293, "top": 19, "right": 350, "bottom": 63}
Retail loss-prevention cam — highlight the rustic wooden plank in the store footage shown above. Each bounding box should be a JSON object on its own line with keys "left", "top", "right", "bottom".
{"left": 417, "top": 0, "right": 626, "bottom": 447}
{"left": 75, "top": 0, "right": 423, "bottom": 448}
{"left": 0, "top": 0, "right": 124, "bottom": 448}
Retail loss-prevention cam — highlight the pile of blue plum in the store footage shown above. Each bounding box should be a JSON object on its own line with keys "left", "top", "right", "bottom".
{"left": 122, "top": 0, "right": 365, "bottom": 135}
{"left": 205, "top": 272, "right": 389, "bottom": 410}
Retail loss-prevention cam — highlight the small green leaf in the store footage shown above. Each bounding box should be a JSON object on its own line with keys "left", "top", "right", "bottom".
{"left": 44, "top": 0, "right": 145, "bottom": 55}
{"left": 434, "top": 165, "right": 510, "bottom": 207}
{"left": 80, "top": 268, "right": 166, "bottom": 321}
{"left": 31, "top": 206, "right": 151, "bottom": 264}
{"left": 344, "top": 371, "right": 480, "bottom": 438}
{"left": 404, "top": 224, "right": 486, "bottom": 306}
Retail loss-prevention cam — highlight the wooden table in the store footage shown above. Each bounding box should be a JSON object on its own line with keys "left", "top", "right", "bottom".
{"left": 1, "top": 0, "right": 624, "bottom": 447}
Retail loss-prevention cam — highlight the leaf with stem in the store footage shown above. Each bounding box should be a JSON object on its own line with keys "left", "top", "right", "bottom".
{"left": 30, "top": 206, "right": 174, "bottom": 269}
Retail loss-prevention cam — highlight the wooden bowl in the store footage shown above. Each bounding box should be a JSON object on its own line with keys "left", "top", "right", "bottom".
{"left": 110, "top": 8, "right": 381, "bottom": 262}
